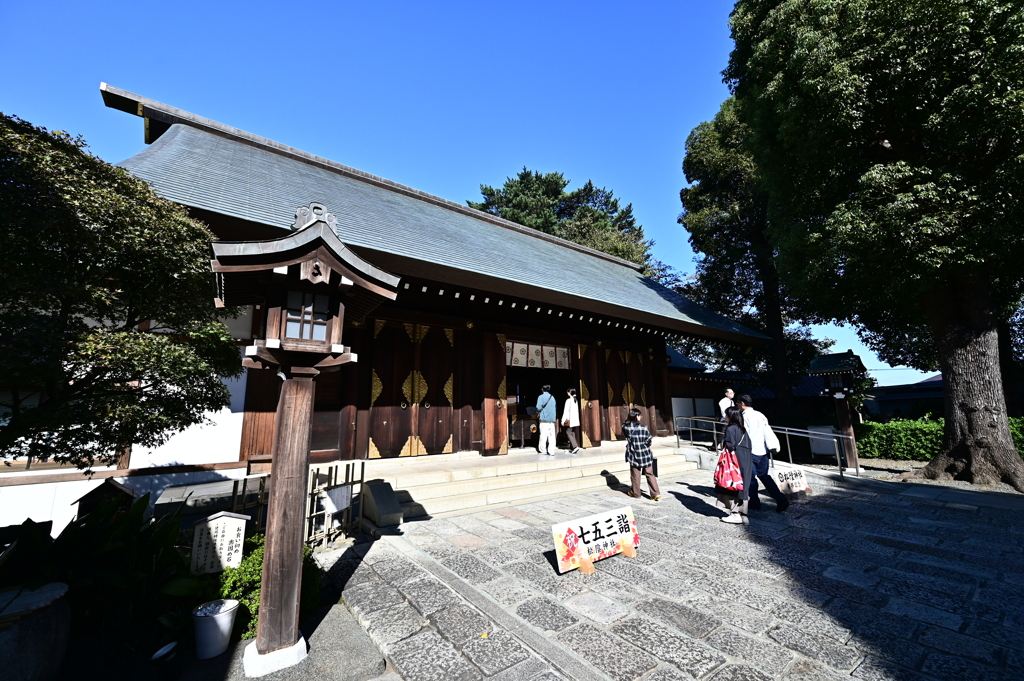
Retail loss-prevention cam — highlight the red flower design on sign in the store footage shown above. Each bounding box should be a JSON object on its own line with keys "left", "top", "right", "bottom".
{"left": 562, "top": 527, "right": 579, "bottom": 557}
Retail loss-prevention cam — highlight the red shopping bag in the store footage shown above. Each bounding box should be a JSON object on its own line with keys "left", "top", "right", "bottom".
{"left": 714, "top": 448, "right": 744, "bottom": 492}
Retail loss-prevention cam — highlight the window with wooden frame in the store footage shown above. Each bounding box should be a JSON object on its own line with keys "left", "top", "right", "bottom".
{"left": 284, "top": 291, "right": 331, "bottom": 342}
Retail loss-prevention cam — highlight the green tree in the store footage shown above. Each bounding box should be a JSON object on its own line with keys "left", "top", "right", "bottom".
{"left": 0, "top": 114, "right": 241, "bottom": 468}
{"left": 678, "top": 97, "right": 832, "bottom": 411}
{"left": 726, "top": 0, "right": 1024, "bottom": 489}
{"left": 469, "top": 168, "right": 679, "bottom": 284}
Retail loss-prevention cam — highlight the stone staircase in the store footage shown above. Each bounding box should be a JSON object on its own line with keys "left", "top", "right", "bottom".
{"left": 362, "top": 439, "right": 700, "bottom": 518}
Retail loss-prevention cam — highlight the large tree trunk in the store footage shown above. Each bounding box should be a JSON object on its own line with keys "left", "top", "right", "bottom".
{"left": 919, "top": 281, "right": 1024, "bottom": 492}
{"left": 751, "top": 227, "right": 793, "bottom": 414}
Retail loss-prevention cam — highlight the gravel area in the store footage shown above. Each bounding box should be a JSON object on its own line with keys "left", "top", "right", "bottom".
{"left": 801, "top": 458, "right": 1023, "bottom": 496}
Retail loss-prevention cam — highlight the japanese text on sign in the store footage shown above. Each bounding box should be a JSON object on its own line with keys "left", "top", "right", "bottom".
{"left": 776, "top": 468, "right": 807, "bottom": 494}
{"left": 551, "top": 506, "right": 639, "bottom": 573}
{"left": 190, "top": 511, "right": 250, "bottom": 575}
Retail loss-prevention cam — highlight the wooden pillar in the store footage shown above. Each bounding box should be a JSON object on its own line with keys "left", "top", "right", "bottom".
{"left": 835, "top": 395, "right": 860, "bottom": 472}
{"left": 255, "top": 368, "right": 317, "bottom": 654}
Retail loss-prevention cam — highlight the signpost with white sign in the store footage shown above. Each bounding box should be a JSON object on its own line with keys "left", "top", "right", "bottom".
{"left": 775, "top": 468, "right": 807, "bottom": 495}
{"left": 552, "top": 506, "right": 639, "bottom": 574}
{"left": 190, "top": 511, "right": 250, "bottom": 575}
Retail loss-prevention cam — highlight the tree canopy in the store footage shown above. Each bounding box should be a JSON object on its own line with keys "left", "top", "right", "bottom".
{"left": 469, "top": 168, "right": 678, "bottom": 284}
{"left": 0, "top": 114, "right": 241, "bottom": 468}
{"left": 678, "top": 96, "right": 833, "bottom": 410}
{"left": 726, "top": 0, "right": 1024, "bottom": 489}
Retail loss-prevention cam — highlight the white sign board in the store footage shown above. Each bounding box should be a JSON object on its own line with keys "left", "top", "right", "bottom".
{"left": 551, "top": 506, "right": 639, "bottom": 573}
{"left": 322, "top": 484, "right": 352, "bottom": 514}
{"left": 190, "top": 511, "right": 249, "bottom": 575}
{"left": 776, "top": 468, "right": 807, "bottom": 494}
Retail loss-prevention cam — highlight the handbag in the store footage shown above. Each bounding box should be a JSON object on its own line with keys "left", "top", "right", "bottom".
{"left": 714, "top": 433, "right": 746, "bottom": 492}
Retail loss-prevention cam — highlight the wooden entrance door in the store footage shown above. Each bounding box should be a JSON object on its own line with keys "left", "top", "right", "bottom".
{"left": 417, "top": 327, "right": 456, "bottom": 454}
{"left": 368, "top": 323, "right": 416, "bottom": 457}
{"left": 577, "top": 344, "right": 602, "bottom": 448}
{"left": 482, "top": 333, "right": 508, "bottom": 456}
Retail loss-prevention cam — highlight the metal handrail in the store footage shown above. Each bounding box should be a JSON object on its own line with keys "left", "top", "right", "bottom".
{"left": 674, "top": 415, "right": 721, "bottom": 450}
{"left": 675, "top": 415, "right": 859, "bottom": 478}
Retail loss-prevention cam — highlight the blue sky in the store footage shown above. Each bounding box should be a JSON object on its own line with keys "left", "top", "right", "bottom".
{"left": 0, "top": 0, "right": 932, "bottom": 386}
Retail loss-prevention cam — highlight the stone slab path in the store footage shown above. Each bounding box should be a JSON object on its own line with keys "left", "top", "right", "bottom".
{"left": 320, "top": 467, "right": 1024, "bottom": 681}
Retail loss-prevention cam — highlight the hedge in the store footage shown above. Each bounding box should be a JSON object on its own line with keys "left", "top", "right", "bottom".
{"left": 856, "top": 416, "right": 1024, "bottom": 461}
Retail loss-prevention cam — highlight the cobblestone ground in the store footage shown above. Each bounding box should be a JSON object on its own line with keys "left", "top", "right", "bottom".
{"left": 323, "top": 469, "right": 1024, "bottom": 681}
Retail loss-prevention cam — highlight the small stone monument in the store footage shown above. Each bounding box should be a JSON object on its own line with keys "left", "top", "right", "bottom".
{"left": 190, "top": 511, "right": 250, "bottom": 575}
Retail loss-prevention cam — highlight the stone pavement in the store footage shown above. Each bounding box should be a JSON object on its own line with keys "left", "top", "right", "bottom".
{"left": 320, "top": 466, "right": 1024, "bottom": 681}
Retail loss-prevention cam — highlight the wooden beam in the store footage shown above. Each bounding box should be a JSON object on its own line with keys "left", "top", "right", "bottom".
{"left": 0, "top": 461, "right": 247, "bottom": 487}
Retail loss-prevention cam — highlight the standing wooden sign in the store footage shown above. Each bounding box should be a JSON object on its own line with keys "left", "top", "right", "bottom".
{"left": 191, "top": 511, "right": 250, "bottom": 575}
{"left": 552, "top": 506, "right": 639, "bottom": 574}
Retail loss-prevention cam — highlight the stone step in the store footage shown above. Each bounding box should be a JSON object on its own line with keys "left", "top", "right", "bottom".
{"left": 366, "top": 450, "right": 643, "bottom": 490}
{"left": 392, "top": 455, "right": 682, "bottom": 502}
{"left": 398, "top": 458, "right": 698, "bottom": 518}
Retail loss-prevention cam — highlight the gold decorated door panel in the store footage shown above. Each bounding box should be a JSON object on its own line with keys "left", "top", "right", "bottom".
{"left": 577, "top": 343, "right": 601, "bottom": 448}
{"left": 604, "top": 347, "right": 628, "bottom": 438}
{"left": 482, "top": 332, "right": 508, "bottom": 455}
{"left": 415, "top": 326, "right": 456, "bottom": 455}
{"left": 367, "top": 321, "right": 456, "bottom": 457}
{"left": 368, "top": 323, "right": 416, "bottom": 457}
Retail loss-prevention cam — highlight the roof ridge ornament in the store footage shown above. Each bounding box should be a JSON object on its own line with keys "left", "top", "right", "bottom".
{"left": 292, "top": 202, "right": 337, "bottom": 232}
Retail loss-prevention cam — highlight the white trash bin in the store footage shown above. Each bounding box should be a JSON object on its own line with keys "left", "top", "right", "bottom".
{"left": 192, "top": 599, "right": 240, "bottom": 659}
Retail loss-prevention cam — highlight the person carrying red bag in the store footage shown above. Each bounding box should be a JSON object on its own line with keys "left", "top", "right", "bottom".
{"left": 715, "top": 406, "right": 754, "bottom": 524}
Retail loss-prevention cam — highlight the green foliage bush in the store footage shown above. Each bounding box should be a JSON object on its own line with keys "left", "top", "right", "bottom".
{"left": 1012, "top": 417, "right": 1024, "bottom": 458}
{"left": 857, "top": 416, "right": 1024, "bottom": 461}
{"left": 219, "top": 533, "right": 322, "bottom": 639}
{"left": 856, "top": 417, "right": 944, "bottom": 460}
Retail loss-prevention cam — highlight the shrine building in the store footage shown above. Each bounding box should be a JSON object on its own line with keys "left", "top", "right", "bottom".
{"left": 101, "top": 84, "right": 766, "bottom": 469}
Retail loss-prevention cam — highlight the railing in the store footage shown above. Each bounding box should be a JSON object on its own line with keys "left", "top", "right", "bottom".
{"left": 772, "top": 425, "right": 859, "bottom": 478}
{"left": 674, "top": 415, "right": 722, "bottom": 450}
{"left": 304, "top": 461, "right": 365, "bottom": 550}
{"left": 675, "top": 415, "right": 860, "bottom": 478}
{"left": 230, "top": 473, "right": 270, "bottom": 532}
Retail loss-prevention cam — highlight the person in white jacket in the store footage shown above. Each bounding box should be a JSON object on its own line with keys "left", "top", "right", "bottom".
{"left": 561, "top": 388, "right": 581, "bottom": 453}
{"left": 736, "top": 394, "right": 789, "bottom": 513}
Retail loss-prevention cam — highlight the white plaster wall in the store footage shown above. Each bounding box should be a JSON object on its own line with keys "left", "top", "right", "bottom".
{"left": 0, "top": 477, "right": 106, "bottom": 536}
{"left": 129, "top": 362, "right": 249, "bottom": 468}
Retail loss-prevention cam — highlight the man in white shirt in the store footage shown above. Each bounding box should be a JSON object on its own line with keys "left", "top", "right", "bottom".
{"left": 736, "top": 394, "right": 789, "bottom": 513}
{"left": 719, "top": 388, "right": 735, "bottom": 421}
{"left": 717, "top": 388, "right": 734, "bottom": 439}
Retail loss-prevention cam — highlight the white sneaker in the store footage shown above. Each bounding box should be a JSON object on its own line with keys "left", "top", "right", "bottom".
{"left": 721, "top": 513, "right": 744, "bottom": 525}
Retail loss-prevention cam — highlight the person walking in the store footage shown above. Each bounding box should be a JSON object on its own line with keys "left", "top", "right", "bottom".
{"left": 562, "top": 388, "right": 581, "bottom": 453}
{"left": 716, "top": 406, "right": 754, "bottom": 524}
{"left": 622, "top": 408, "right": 660, "bottom": 501}
{"left": 718, "top": 388, "right": 735, "bottom": 439}
{"left": 735, "top": 394, "right": 789, "bottom": 513}
{"left": 536, "top": 385, "right": 558, "bottom": 456}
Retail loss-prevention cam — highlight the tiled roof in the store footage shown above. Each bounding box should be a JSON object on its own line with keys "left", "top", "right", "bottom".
{"left": 808, "top": 350, "right": 867, "bottom": 375}
{"left": 666, "top": 347, "right": 707, "bottom": 371}
{"left": 704, "top": 372, "right": 827, "bottom": 399}
{"left": 103, "top": 85, "right": 767, "bottom": 346}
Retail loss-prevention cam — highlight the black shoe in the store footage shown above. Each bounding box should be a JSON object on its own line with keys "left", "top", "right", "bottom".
{"left": 775, "top": 498, "right": 790, "bottom": 513}
{"left": 748, "top": 502, "right": 763, "bottom": 512}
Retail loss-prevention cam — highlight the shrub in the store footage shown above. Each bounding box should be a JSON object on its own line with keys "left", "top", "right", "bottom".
{"left": 857, "top": 416, "right": 1024, "bottom": 461}
{"left": 219, "top": 534, "right": 322, "bottom": 639}
{"left": 855, "top": 417, "right": 944, "bottom": 460}
{"left": 0, "top": 493, "right": 194, "bottom": 654}
{"left": 1012, "top": 417, "right": 1024, "bottom": 458}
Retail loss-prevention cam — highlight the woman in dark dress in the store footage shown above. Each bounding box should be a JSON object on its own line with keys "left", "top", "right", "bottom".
{"left": 717, "top": 406, "right": 754, "bottom": 524}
